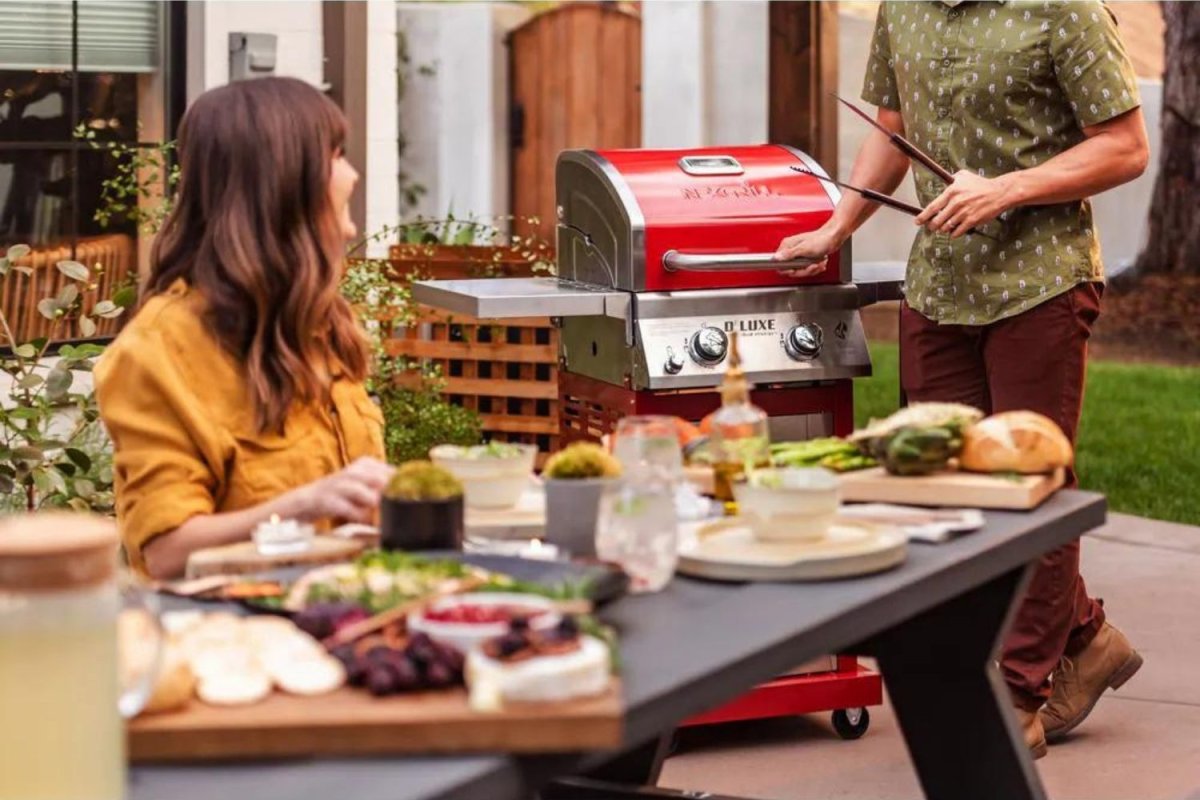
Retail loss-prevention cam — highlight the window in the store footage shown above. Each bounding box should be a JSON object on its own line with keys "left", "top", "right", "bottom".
{"left": 0, "top": 1, "right": 183, "bottom": 342}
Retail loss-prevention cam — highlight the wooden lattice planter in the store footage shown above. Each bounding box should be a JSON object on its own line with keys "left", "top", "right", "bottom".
{"left": 1, "top": 234, "right": 135, "bottom": 343}
{"left": 386, "top": 245, "right": 560, "bottom": 460}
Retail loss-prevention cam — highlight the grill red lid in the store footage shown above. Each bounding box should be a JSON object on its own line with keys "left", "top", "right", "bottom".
{"left": 594, "top": 145, "right": 841, "bottom": 291}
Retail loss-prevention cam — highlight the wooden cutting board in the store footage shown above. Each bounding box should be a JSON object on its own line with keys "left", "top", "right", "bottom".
{"left": 127, "top": 681, "right": 622, "bottom": 761}
{"left": 837, "top": 467, "right": 1065, "bottom": 510}
{"left": 186, "top": 536, "right": 365, "bottom": 579}
{"left": 465, "top": 484, "right": 546, "bottom": 539}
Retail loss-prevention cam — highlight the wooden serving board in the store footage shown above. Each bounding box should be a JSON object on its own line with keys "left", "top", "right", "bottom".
{"left": 465, "top": 484, "right": 546, "bottom": 540}
{"left": 838, "top": 467, "right": 1066, "bottom": 510}
{"left": 127, "top": 681, "right": 622, "bottom": 761}
{"left": 186, "top": 536, "right": 365, "bottom": 579}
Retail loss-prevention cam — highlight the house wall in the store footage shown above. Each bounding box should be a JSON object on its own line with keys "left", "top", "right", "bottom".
{"left": 186, "top": 1, "right": 398, "bottom": 256}
{"left": 186, "top": 1, "right": 325, "bottom": 100}
{"left": 396, "top": 2, "right": 531, "bottom": 223}
{"left": 642, "top": 0, "right": 769, "bottom": 148}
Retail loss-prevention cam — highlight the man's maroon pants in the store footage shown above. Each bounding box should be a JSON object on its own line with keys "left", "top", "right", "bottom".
{"left": 899, "top": 282, "right": 1106, "bottom": 710}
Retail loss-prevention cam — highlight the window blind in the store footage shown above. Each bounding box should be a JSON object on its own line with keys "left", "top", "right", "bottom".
{"left": 0, "top": 2, "right": 160, "bottom": 73}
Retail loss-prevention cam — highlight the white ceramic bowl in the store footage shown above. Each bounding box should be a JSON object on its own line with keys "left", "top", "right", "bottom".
{"left": 407, "top": 592, "right": 559, "bottom": 654}
{"left": 733, "top": 467, "right": 840, "bottom": 543}
{"left": 429, "top": 443, "right": 538, "bottom": 509}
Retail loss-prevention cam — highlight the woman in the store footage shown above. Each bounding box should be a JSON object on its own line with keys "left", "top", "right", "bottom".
{"left": 96, "top": 77, "right": 392, "bottom": 579}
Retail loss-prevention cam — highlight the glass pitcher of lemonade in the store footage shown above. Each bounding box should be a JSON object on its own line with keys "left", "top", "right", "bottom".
{"left": 0, "top": 513, "right": 161, "bottom": 800}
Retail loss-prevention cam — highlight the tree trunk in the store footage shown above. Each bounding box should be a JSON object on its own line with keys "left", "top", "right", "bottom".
{"left": 1134, "top": 1, "right": 1200, "bottom": 275}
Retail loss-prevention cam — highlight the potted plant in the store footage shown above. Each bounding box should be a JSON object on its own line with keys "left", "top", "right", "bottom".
{"left": 541, "top": 443, "right": 623, "bottom": 558}
{"left": 379, "top": 461, "right": 465, "bottom": 552}
{"left": 384, "top": 213, "right": 555, "bottom": 282}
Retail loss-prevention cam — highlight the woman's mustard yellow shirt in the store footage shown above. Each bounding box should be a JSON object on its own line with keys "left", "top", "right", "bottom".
{"left": 95, "top": 281, "right": 385, "bottom": 573}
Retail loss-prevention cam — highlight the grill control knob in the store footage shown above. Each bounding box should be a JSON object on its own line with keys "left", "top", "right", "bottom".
{"left": 688, "top": 327, "right": 729, "bottom": 366}
{"left": 664, "top": 347, "right": 684, "bottom": 375}
{"left": 785, "top": 323, "right": 824, "bottom": 361}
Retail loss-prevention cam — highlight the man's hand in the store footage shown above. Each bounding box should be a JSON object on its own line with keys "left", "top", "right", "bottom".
{"left": 773, "top": 225, "right": 844, "bottom": 278}
{"left": 915, "top": 170, "right": 1018, "bottom": 238}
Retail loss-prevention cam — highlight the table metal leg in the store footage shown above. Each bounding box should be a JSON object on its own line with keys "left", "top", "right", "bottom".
{"left": 540, "top": 735, "right": 672, "bottom": 799}
{"left": 858, "top": 564, "right": 1045, "bottom": 800}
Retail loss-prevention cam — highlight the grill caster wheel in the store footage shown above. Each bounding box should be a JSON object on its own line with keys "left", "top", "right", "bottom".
{"left": 831, "top": 707, "right": 870, "bottom": 740}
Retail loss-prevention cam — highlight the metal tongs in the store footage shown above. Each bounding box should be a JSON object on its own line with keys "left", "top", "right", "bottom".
{"left": 792, "top": 94, "right": 997, "bottom": 240}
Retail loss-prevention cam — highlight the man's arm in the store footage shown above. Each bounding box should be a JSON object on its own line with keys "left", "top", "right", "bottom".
{"left": 774, "top": 107, "right": 912, "bottom": 275}
{"left": 917, "top": 108, "right": 1150, "bottom": 238}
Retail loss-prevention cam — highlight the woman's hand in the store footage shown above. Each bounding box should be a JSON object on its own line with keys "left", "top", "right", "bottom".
{"left": 773, "top": 224, "right": 845, "bottom": 278}
{"left": 915, "top": 170, "right": 1018, "bottom": 238}
{"left": 283, "top": 457, "right": 395, "bottom": 523}
{"left": 142, "top": 457, "right": 395, "bottom": 580}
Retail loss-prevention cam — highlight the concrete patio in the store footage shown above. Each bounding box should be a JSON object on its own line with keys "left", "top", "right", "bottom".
{"left": 662, "top": 513, "right": 1200, "bottom": 800}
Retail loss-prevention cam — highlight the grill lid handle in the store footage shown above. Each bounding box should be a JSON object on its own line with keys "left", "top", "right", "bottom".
{"left": 662, "top": 250, "right": 820, "bottom": 273}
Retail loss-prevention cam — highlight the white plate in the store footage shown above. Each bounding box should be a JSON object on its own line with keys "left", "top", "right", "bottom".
{"left": 677, "top": 517, "right": 907, "bottom": 582}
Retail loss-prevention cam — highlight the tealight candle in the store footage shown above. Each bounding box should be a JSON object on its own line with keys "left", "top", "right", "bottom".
{"left": 463, "top": 537, "right": 562, "bottom": 561}
{"left": 252, "top": 514, "right": 314, "bottom": 556}
{"left": 519, "top": 538, "right": 560, "bottom": 561}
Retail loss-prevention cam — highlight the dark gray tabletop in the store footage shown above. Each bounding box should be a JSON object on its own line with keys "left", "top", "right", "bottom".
{"left": 131, "top": 490, "right": 1105, "bottom": 800}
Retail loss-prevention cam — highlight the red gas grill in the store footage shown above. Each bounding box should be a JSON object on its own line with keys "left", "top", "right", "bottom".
{"left": 413, "top": 144, "right": 902, "bottom": 740}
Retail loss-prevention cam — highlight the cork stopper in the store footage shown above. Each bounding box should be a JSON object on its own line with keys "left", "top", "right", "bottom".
{"left": 0, "top": 513, "right": 118, "bottom": 592}
{"left": 718, "top": 332, "right": 750, "bottom": 405}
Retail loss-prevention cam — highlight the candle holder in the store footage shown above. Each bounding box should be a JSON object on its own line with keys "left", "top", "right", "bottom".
{"left": 252, "top": 515, "right": 315, "bottom": 556}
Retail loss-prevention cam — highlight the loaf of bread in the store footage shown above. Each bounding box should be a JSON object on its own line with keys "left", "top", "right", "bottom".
{"left": 119, "top": 609, "right": 195, "bottom": 715}
{"left": 141, "top": 651, "right": 196, "bottom": 715}
{"left": 959, "top": 411, "right": 1073, "bottom": 474}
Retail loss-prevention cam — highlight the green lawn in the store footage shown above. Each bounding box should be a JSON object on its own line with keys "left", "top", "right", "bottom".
{"left": 854, "top": 344, "right": 1200, "bottom": 526}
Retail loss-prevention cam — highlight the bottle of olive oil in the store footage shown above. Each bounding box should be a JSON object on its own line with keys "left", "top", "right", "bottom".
{"left": 708, "top": 333, "right": 770, "bottom": 509}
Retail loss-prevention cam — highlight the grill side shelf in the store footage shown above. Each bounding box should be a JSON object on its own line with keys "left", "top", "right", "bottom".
{"left": 411, "top": 278, "right": 629, "bottom": 321}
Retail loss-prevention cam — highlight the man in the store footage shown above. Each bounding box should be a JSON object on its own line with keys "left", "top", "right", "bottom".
{"left": 776, "top": 1, "right": 1149, "bottom": 758}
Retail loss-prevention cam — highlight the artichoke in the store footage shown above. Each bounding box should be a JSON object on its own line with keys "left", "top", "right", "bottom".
{"left": 851, "top": 403, "right": 983, "bottom": 477}
{"left": 874, "top": 425, "right": 964, "bottom": 476}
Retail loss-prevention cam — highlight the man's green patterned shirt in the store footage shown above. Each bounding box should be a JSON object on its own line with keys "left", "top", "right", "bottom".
{"left": 862, "top": 0, "right": 1140, "bottom": 325}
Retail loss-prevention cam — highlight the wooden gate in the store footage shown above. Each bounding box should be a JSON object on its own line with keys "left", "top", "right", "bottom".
{"left": 508, "top": 4, "right": 642, "bottom": 243}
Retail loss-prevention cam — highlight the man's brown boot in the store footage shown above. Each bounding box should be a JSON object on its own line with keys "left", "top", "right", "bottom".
{"left": 1015, "top": 707, "right": 1048, "bottom": 760}
{"left": 1041, "top": 622, "right": 1143, "bottom": 742}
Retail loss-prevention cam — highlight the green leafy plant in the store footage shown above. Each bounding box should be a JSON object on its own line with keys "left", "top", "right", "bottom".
{"left": 0, "top": 244, "right": 130, "bottom": 512}
{"left": 340, "top": 232, "right": 483, "bottom": 463}
{"left": 380, "top": 214, "right": 555, "bottom": 278}
{"left": 381, "top": 383, "right": 482, "bottom": 463}
{"left": 75, "top": 124, "right": 180, "bottom": 234}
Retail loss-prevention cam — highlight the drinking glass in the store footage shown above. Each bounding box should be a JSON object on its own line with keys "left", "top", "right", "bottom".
{"left": 612, "top": 415, "right": 684, "bottom": 484}
{"left": 595, "top": 481, "right": 679, "bottom": 593}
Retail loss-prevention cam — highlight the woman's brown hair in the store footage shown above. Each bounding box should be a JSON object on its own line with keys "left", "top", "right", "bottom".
{"left": 146, "top": 77, "right": 368, "bottom": 434}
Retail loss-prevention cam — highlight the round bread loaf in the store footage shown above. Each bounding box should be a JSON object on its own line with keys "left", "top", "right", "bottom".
{"left": 959, "top": 411, "right": 1073, "bottom": 474}
{"left": 142, "top": 651, "right": 196, "bottom": 714}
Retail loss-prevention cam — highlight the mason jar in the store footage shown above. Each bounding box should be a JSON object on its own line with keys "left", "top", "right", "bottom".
{"left": 0, "top": 514, "right": 128, "bottom": 799}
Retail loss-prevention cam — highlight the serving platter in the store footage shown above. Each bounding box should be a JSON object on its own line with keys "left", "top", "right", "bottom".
{"left": 838, "top": 467, "right": 1065, "bottom": 510}
{"left": 127, "top": 680, "right": 622, "bottom": 761}
{"left": 186, "top": 536, "right": 366, "bottom": 579}
{"left": 180, "top": 551, "right": 630, "bottom": 614}
{"left": 677, "top": 517, "right": 907, "bottom": 582}
{"left": 136, "top": 551, "right": 630, "bottom": 761}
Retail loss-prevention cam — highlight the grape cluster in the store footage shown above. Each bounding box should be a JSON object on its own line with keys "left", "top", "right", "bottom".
{"left": 293, "top": 603, "right": 371, "bottom": 640}
{"left": 331, "top": 632, "right": 465, "bottom": 696}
